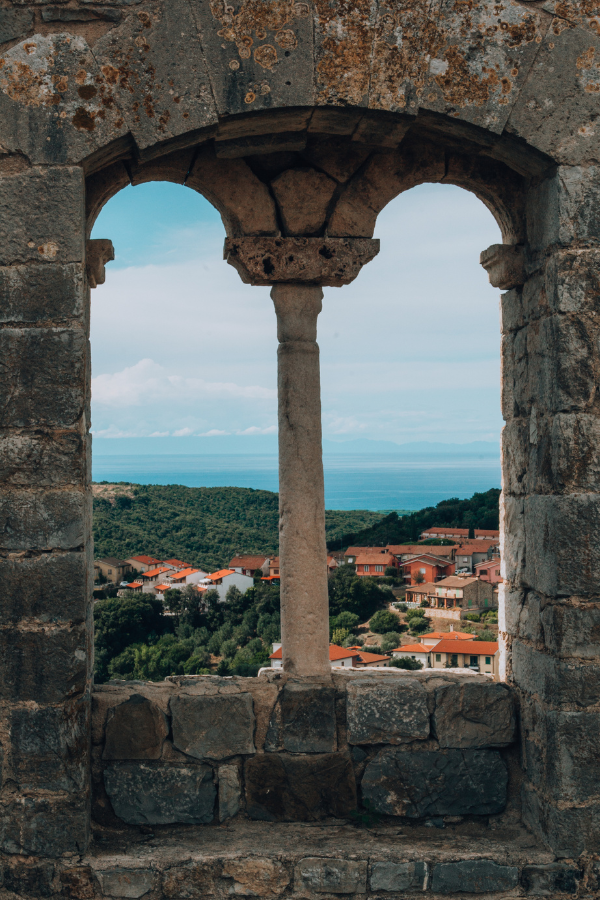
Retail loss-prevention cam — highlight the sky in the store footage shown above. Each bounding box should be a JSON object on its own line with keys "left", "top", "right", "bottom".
{"left": 90, "top": 177, "right": 503, "bottom": 446}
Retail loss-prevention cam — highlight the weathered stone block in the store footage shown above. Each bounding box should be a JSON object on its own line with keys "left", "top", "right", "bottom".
{"left": 526, "top": 163, "right": 600, "bottom": 252}
{"left": 541, "top": 603, "right": 600, "bottom": 659}
{"left": 59, "top": 867, "right": 96, "bottom": 900}
{"left": 0, "top": 8, "right": 33, "bottom": 44}
{"left": 0, "top": 797, "right": 90, "bottom": 857}
{"left": 104, "top": 694, "right": 169, "bottom": 760}
{"left": 521, "top": 785, "right": 600, "bottom": 859}
{"left": 222, "top": 859, "right": 290, "bottom": 897}
{"left": 295, "top": 858, "right": 366, "bottom": 894}
{"left": 162, "top": 864, "right": 216, "bottom": 900}
{"left": 0, "top": 168, "right": 84, "bottom": 266}
{"left": 265, "top": 683, "right": 336, "bottom": 753}
{"left": 0, "top": 552, "right": 89, "bottom": 624}
{"left": 171, "top": 693, "right": 255, "bottom": 760}
{"left": 245, "top": 752, "right": 356, "bottom": 821}
{"left": 545, "top": 710, "right": 600, "bottom": 804}
{"left": 521, "top": 863, "right": 581, "bottom": 896}
{"left": 346, "top": 677, "right": 430, "bottom": 744}
{"left": 513, "top": 640, "right": 600, "bottom": 707}
{"left": 0, "top": 328, "right": 86, "bottom": 428}
{"left": 432, "top": 681, "right": 516, "bottom": 749}
{"left": 543, "top": 250, "right": 600, "bottom": 317}
{"left": 431, "top": 860, "right": 519, "bottom": 894}
{"left": 95, "top": 869, "right": 155, "bottom": 899}
{"left": 361, "top": 748, "right": 508, "bottom": 818}
{"left": 218, "top": 763, "right": 241, "bottom": 821}
{"left": 369, "top": 861, "right": 427, "bottom": 892}
{"left": 104, "top": 763, "right": 216, "bottom": 825}
{"left": 0, "top": 625, "right": 88, "bottom": 702}
{"left": 10, "top": 699, "right": 88, "bottom": 791}
{"left": 0, "top": 489, "right": 86, "bottom": 551}
{"left": 271, "top": 169, "right": 337, "bottom": 236}
{"left": 3, "top": 861, "right": 54, "bottom": 897}
{"left": 0, "top": 431, "right": 86, "bottom": 487}
{"left": 0, "top": 263, "right": 85, "bottom": 323}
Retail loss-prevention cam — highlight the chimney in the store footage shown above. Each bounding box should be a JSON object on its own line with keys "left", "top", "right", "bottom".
{"left": 450, "top": 625, "right": 454, "bottom": 631}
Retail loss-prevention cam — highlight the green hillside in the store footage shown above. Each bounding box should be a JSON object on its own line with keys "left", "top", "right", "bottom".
{"left": 92, "top": 483, "right": 382, "bottom": 571}
{"left": 326, "top": 488, "right": 501, "bottom": 551}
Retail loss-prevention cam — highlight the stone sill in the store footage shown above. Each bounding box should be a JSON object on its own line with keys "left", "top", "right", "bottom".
{"left": 78, "top": 819, "right": 569, "bottom": 899}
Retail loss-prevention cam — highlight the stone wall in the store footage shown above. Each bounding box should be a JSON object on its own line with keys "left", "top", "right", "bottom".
{"left": 92, "top": 670, "right": 516, "bottom": 829}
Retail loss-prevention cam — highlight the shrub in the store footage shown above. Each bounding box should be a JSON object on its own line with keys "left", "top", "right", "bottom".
{"left": 389, "top": 657, "right": 423, "bottom": 670}
{"left": 220, "top": 638, "right": 238, "bottom": 659}
{"left": 369, "top": 609, "right": 401, "bottom": 634}
{"left": 465, "top": 613, "right": 480, "bottom": 622}
{"left": 410, "top": 617, "right": 430, "bottom": 635}
{"left": 385, "top": 566, "right": 398, "bottom": 577}
{"left": 406, "top": 608, "right": 426, "bottom": 621}
{"left": 333, "top": 611, "right": 360, "bottom": 632}
{"left": 363, "top": 644, "right": 382, "bottom": 654}
{"left": 395, "top": 602, "right": 408, "bottom": 612}
{"left": 331, "top": 627, "right": 351, "bottom": 646}
{"left": 476, "top": 629, "right": 497, "bottom": 642}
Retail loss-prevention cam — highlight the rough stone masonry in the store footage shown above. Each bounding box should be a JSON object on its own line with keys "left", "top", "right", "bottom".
{"left": 0, "top": 0, "right": 599, "bottom": 895}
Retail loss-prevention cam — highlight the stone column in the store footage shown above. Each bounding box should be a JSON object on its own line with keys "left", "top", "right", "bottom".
{"left": 225, "top": 236, "right": 379, "bottom": 676}
{"left": 272, "top": 284, "right": 330, "bottom": 676}
{"left": 484, "top": 166, "right": 600, "bottom": 858}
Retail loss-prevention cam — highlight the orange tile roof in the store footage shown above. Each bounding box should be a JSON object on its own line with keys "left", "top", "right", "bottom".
{"left": 474, "top": 558, "right": 501, "bottom": 569}
{"left": 228, "top": 555, "right": 268, "bottom": 569}
{"left": 392, "top": 643, "right": 430, "bottom": 653}
{"left": 207, "top": 569, "right": 235, "bottom": 581}
{"left": 129, "top": 556, "right": 161, "bottom": 565}
{"left": 142, "top": 566, "right": 172, "bottom": 578}
{"left": 163, "top": 558, "right": 190, "bottom": 568}
{"left": 269, "top": 644, "right": 360, "bottom": 661}
{"left": 474, "top": 530, "right": 500, "bottom": 539}
{"left": 421, "top": 527, "right": 469, "bottom": 537}
{"left": 401, "top": 554, "right": 454, "bottom": 567}
{"left": 170, "top": 568, "right": 200, "bottom": 580}
{"left": 432, "top": 640, "right": 498, "bottom": 655}
{"left": 270, "top": 557, "right": 280, "bottom": 566}
{"left": 355, "top": 552, "right": 397, "bottom": 566}
{"left": 355, "top": 651, "right": 391, "bottom": 664}
{"left": 424, "top": 631, "right": 473, "bottom": 641}
{"left": 155, "top": 584, "right": 172, "bottom": 592}
{"left": 126, "top": 581, "right": 143, "bottom": 589}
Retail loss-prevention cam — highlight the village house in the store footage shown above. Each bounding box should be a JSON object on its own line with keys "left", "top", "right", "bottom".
{"left": 401, "top": 553, "right": 455, "bottom": 585}
{"left": 269, "top": 643, "right": 361, "bottom": 669}
{"left": 391, "top": 642, "right": 431, "bottom": 667}
{"left": 200, "top": 569, "right": 254, "bottom": 600}
{"left": 269, "top": 557, "right": 280, "bottom": 577}
{"left": 419, "top": 527, "right": 469, "bottom": 541}
{"left": 354, "top": 550, "right": 399, "bottom": 577}
{"left": 474, "top": 529, "right": 500, "bottom": 540}
{"left": 474, "top": 557, "right": 503, "bottom": 583}
{"left": 140, "top": 565, "right": 174, "bottom": 592}
{"left": 94, "top": 558, "right": 133, "bottom": 582}
{"left": 420, "top": 629, "right": 474, "bottom": 647}
{"left": 123, "top": 581, "right": 143, "bottom": 593}
{"left": 429, "top": 639, "right": 499, "bottom": 678}
{"left": 388, "top": 543, "right": 460, "bottom": 561}
{"left": 406, "top": 575, "right": 495, "bottom": 618}
{"left": 454, "top": 541, "right": 499, "bottom": 573}
{"left": 228, "top": 555, "right": 270, "bottom": 577}
{"left": 347, "top": 647, "right": 391, "bottom": 667}
{"left": 162, "top": 558, "right": 191, "bottom": 571}
{"left": 164, "top": 567, "right": 207, "bottom": 589}
{"left": 125, "top": 555, "right": 162, "bottom": 573}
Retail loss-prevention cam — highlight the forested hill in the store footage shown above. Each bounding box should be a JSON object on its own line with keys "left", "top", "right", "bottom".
{"left": 326, "top": 489, "right": 501, "bottom": 551}
{"left": 92, "top": 483, "right": 382, "bottom": 572}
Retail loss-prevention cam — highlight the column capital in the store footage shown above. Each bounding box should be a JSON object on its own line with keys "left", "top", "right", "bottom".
{"left": 224, "top": 236, "right": 379, "bottom": 287}
{"left": 271, "top": 284, "right": 323, "bottom": 343}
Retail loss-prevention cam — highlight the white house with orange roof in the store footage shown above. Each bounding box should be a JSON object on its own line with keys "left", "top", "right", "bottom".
{"left": 199, "top": 568, "right": 254, "bottom": 600}
{"left": 125, "top": 555, "right": 162, "bottom": 573}
{"left": 390, "top": 642, "right": 431, "bottom": 667}
{"left": 140, "top": 565, "right": 175, "bottom": 592}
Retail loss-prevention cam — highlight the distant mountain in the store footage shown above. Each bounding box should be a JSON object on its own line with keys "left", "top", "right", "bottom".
{"left": 92, "top": 435, "right": 500, "bottom": 457}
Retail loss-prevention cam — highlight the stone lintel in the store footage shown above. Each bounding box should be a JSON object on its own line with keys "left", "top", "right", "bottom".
{"left": 224, "top": 237, "right": 380, "bottom": 287}
{"left": 480, "top": 243, "right": 525, "bottom": 290}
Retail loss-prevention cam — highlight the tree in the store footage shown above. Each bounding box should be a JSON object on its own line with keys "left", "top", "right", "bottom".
{"left": 406, "top": 608, "right": 426, "bottom": 621}
{"left": 369, "top": 609, "right": 401, "bottom": 634}
{"left": 94, "top": 593, "right": 170, "bottom": 683}
{"left": 328, "top": 565, "right": 391, "bottom": 620}
{"left": 476, "top": 629, "right": 496, "bottom": 642}
{"left": 389, "top": 657, "right": 423, "bottom": 670}
{"left": 409, "top": 617, "right": 430, "bottom": 635}
{"left": 413, "top": 571, "right": 425, "bottom": 585}
{"left": 331, "top": 627, "right": 351, "bottom": 646}
{"left": 385, "top": 566, "right": 398, "bottom": 577}
{"left": 332, "top": 611, "right": 360, "bottom": 632}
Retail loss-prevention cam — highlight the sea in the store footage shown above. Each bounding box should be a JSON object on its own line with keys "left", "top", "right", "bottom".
{"left": 92, "top": 452, "right": 501, "bottom": 512}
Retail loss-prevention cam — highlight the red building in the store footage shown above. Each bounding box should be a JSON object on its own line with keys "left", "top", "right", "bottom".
{"left": 474, "top": 557, "right": 502, "bottom": 583}
{"left": 354, "top": 550, "right": 399, "bottom": 577}
{"left": 401, "top": 553, "right": 455, "bottom": 586}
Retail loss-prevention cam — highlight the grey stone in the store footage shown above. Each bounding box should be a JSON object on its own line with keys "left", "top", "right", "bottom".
{"left": 346, "top": 677, "right": 430, "bottom": 744}
{"left": 521, "top": 785, "right": 600, "bottom": 859}
{"left": 431, "top": 860, "right": 519, "bottom": 894}
{"left": 104, "top": 695, "right": 169, "bottom": 760}
{"left": 521, "top": 863, "right": 581, "bottom": 896}
{"left": 265, "top": 683, "right": 336, "bottom": 753}
{"left": 222, "top": 858, "right": 290, "bottom": 896}
{"left": 0, "top": 797, "right": 90, "bottom": 857}
{"left": 0, "top": 489, "right": 87, "bottom": 551}
{"left": 0, "top": 328, "right": 86, "bottom": 429}
{"left": 245, "top": 752, "right": 356, "bottom": 822}
{"left": 3, "top": 861, "right": 54, "bottom": 897}
{"left": 361, "top": 748, "right": 508, "bottom": 818}
{"left": 0, "top": 625, "right": 88, "bottom": 703}
{"left": 0, "top": 9, "right": 33, "bottom": 45}
{"left": 369, "top": 861, "right": 427, "bottom": 892}
{"left": 527, "top": 164, "right": 600, "bottom": 252}
{"left": 96, "top": 869, "right": 155, "bottom": 898}
{"left": 92, "top": 0, "right": 217, "bottom": 152}
{"left": 0, "top": 552, "right": 90, "bottom": 624}
{"left": 0, "top": 431, "right": 86, "bottom": 487}
{"left": 513, "top": 640, "right": 600, "bottom": 707}
{"left": 41, "top": 8, "right": 123, "bottom": 22}
{"left": 218, "top": 763, "right": 241, "bottom": 821}
{"left": 171, "top": 693, "right": 255, "bottom": 760}
{"left": 545, "top": 710, "right": 600, "bottom": 804}
{"left": 432, "top": 681, "right": 516, "bottom": 749}
{"left": 10, "top": 700, "right": 88, "bottom": 791}
{"left": 162, "top": 864, "right": 216, "bottom": 899}
{"left": 0, "top": 168, "right": 84, "bottom": 265}
{"left": 104, "top": 763, "right": 216, "bottom": 825}
{"left": 295, "top": 858, "right": 366, "bottom": 894}
{"left": 541, "top": 603, "right": 600, "bottom": 660}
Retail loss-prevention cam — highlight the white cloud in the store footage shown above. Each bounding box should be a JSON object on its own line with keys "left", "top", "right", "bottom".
{"left": 149, "top": 431, "right": 170, "bottom": 437}
{"left": 200, "top": 429, "right": 231, "bottom": 436}
{"left": 236, "top": 425, "right": 278, "bottom": 435}
{"left": 173, "top": 427, "right": 194, "bottom": 436}
{"left": 92, "top": 359, "right": 276, "bottom": 408}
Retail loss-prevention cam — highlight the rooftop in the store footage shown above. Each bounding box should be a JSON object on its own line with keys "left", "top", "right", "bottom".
{"left": 128, "top": 555, "right": 161, "bottom": 565}
{"left": 228, "top": 555, "right": 268, "bottom": 568}
{"left": 269, "top": 644, "right": 360, "bottom": 661}
{"left": 96, "top": 557, "right": 129, "bottom": 567}
{"left": 207, "top": 569, "right": 236, "bottom": 582}
{"left": 432, "top": 639, "right": 499, "bottom": 655}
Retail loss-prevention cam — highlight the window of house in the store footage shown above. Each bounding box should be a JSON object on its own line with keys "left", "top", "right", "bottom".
{"left": 375, "top": 565, "right": 383, "bottom": 572}
{"left": 451, "top": 654, "right": 458, "bottom": 666}
{"left": 364, "top": 565, "right": 370, "bottom": 572}
{"left": 436, "top": 653, "right": 441, "bottom": 662}
{"left": 419, "top": 568, "right": 426, "bottom": 574}
{"left": 348, "top": 557, "right": 354, "bottom": 563}
{"left": 470, "top": 655, "right": 478, "bottom": 666}
{"left": 485, "top": 656, "right": 491, "bottom": 665}
{"left": 495, "top": 570, "right": 500, "bottom": 576}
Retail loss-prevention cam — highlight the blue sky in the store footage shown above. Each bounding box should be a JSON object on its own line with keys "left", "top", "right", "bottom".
{"left": 90, "top": 179, "right": 503, "bottom": 445}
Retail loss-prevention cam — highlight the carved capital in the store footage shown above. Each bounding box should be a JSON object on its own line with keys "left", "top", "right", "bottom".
{"left": 480, "top": 243, "right": 525, "bottom": 290}
{"left": 86, "top": 239, "right": 115, "bottom": 289}
{"left": 224, "top": 237, "right": 380, "bottom": 287}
